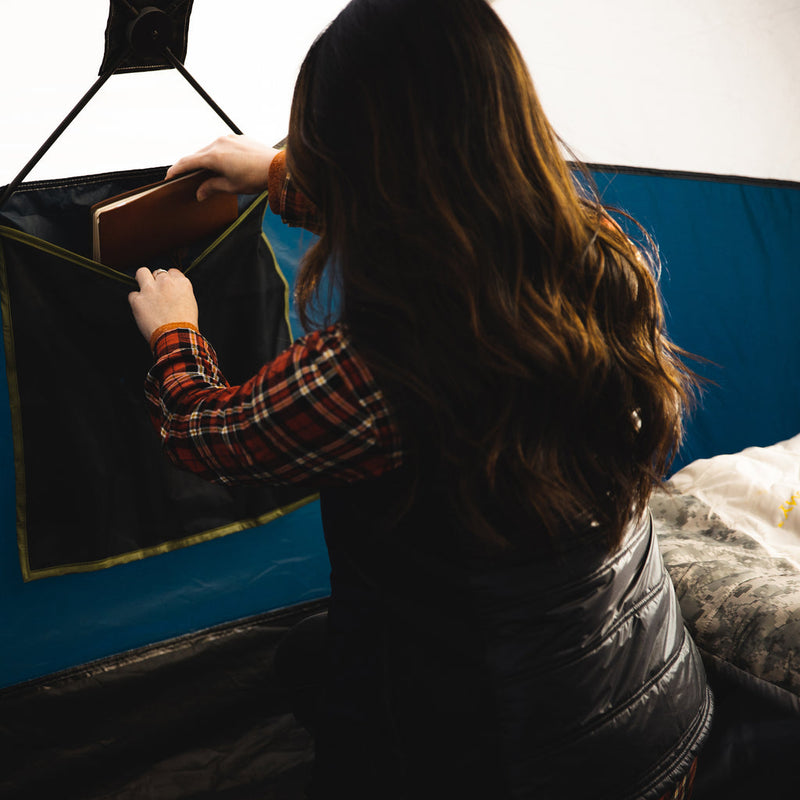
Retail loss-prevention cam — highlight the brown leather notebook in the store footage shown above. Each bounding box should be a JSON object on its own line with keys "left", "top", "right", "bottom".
{"left": 91, "top": 170, "right": 238, "bottom": 270}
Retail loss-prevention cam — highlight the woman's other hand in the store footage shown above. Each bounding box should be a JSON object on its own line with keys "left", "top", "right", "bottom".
{"left": 166, "top": 135, "right": 280, "bottom": 201}
{"left": 128, "top": 268, "right": 199, "bottom": 344}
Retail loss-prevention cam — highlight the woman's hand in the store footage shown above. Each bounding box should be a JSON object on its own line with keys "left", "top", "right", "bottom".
{"left": 128, "top": 268, "right": 199, "bottom": 344}
{"left": 166, "top": 135, "right": 280, "bottom": 201}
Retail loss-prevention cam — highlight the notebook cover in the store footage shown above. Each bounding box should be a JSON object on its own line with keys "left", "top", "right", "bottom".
{"left": 92, "top": 170, "right": 238, "bottom": 270}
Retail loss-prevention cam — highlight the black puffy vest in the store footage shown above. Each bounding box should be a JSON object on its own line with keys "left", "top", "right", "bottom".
{"left": 312, "top": 467, "right": 713, "bottom": 799}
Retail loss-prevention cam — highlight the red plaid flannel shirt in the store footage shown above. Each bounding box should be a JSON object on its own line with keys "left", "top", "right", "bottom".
{"left": 144, "top": 155, "right": 401, "bottom": 485}
{"left": 145, "top": 323, "right": 403, "bottom": 486}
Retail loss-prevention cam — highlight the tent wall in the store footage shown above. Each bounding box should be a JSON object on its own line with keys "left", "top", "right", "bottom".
{"left": 593, "top": 166, "right": 800, "bottom": 469}
{"left": 1, "top": 166, "right": 798, "bottom": 691}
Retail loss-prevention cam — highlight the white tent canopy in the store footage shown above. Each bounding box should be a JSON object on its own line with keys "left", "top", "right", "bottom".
{"left": 1, "top": 0, "right": 798, "bottom": 185}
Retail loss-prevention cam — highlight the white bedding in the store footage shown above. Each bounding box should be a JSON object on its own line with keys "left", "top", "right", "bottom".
{"left": 667, "top": 433, "right": 800, "bottom": 568}
{"left": 652, "top": 488, "right": 800, "bottom": 701}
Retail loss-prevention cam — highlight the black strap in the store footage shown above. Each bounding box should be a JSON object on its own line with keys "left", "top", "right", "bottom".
{"left": 161, "top": 46, "right": 243, "bottom": 136}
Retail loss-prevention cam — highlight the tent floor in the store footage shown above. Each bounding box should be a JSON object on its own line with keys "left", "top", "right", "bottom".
{"left": 7, "top": 595, "right": 800, "bottom": 799}
{"left": 0, "top": 599, "right": 326, "bottom": 800}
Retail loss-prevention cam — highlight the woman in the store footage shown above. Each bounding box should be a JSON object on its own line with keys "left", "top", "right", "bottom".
{"left": 129, "top": 0, "right": 712, "bottom": 797}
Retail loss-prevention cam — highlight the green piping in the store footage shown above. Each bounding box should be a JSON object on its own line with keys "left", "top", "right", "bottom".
{"left": 24, "top": 493, "right": 319, "bottom": 581}
{"left": 184, "top": 189, "right": 270, "bottom": 276}
{"left": 0, "top": 239, "right": 32, "bottom": 579}
{"left": 0, "top": 225, "right": 135, "bottom": 285}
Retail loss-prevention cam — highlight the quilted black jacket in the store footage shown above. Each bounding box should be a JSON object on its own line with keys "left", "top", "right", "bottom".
{"left": 312, "top": 469, "right": 713, "bottom": 799}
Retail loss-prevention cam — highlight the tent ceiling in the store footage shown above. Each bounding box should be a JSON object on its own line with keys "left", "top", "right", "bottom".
{"left": 0, "top": 0, "right": 798, "bottom": 184}
{"left": 495, "top": 0, "right": 800, "bottom": 183}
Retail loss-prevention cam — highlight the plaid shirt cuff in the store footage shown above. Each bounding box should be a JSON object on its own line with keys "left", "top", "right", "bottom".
{"left": 267, "top": 150, "right": 322, "bottom": 235}
{"left": 149, "top": 321, "right": 199, "bottom": 351}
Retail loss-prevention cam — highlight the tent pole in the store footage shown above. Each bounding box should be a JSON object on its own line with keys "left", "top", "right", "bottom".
{"left": 161, "top": 47, "right": 243, "bottom": 135}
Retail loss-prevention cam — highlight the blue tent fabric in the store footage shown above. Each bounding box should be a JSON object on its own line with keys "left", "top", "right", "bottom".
{"left": 590, "top": 167, "right": 800, "bottom": 470}
{"left": 0, "top": 165, "right": 798, "bottom": 692}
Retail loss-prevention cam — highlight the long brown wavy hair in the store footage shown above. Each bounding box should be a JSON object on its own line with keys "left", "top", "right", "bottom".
{"left": 286, "top": 0, "right": 698, "bottom": 550}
